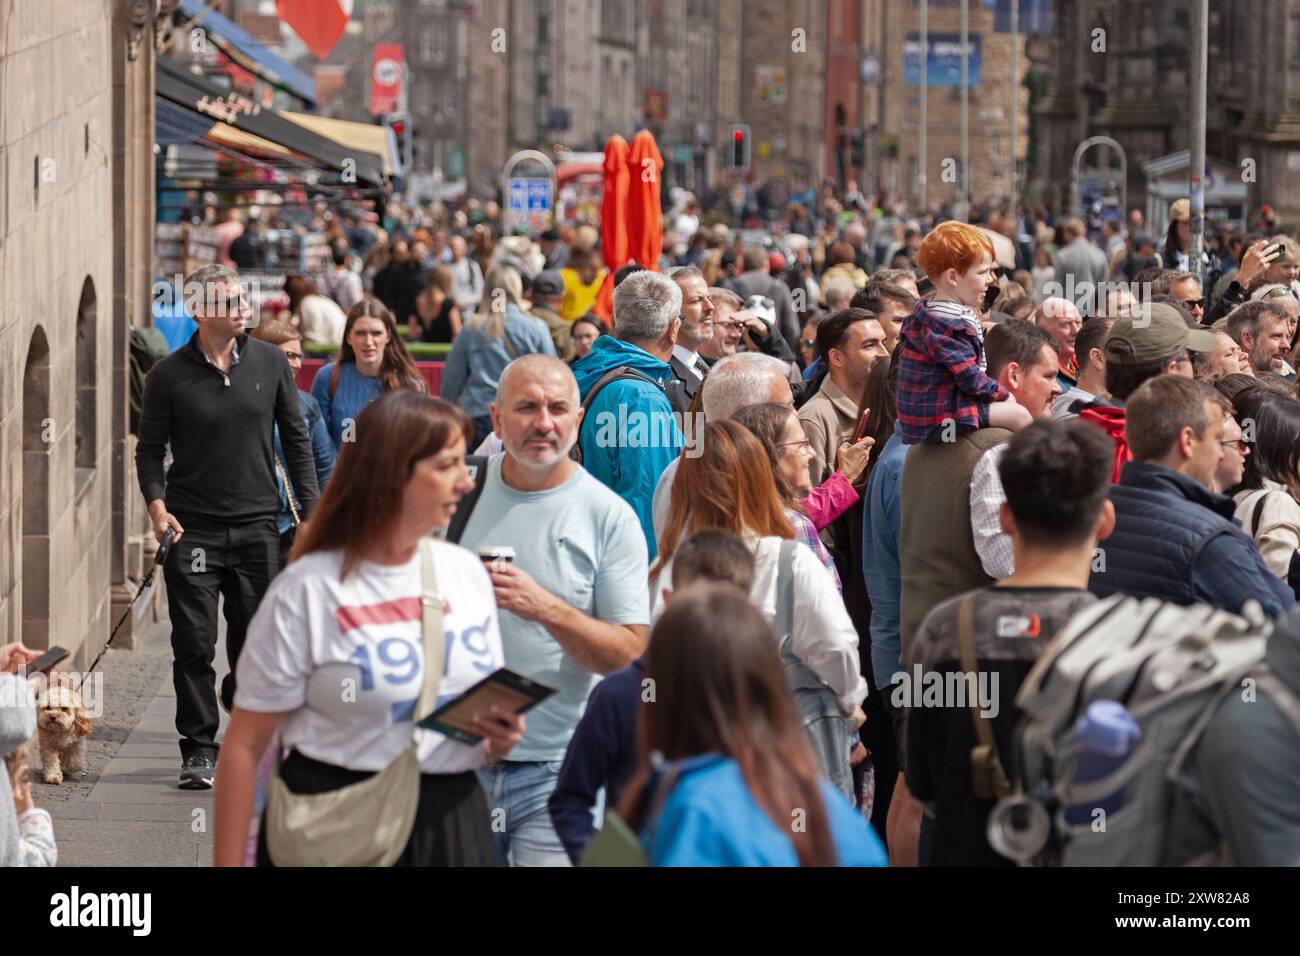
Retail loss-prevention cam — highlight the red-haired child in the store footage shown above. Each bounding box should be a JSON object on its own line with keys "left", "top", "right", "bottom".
{"left": 896, "top": 221, "right": 1032, "bottom": 444}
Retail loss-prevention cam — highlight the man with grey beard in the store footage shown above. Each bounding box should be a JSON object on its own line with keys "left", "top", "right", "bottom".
{"left": 667, "top": 265, "right": 716, "bottom": 400}
{"left": 460, "top": 354, "right": 651, "bottom": 867}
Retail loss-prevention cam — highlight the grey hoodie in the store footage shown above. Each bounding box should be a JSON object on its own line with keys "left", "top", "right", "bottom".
{"left": 0, "top": 673, "right": 37, "bottom": 867}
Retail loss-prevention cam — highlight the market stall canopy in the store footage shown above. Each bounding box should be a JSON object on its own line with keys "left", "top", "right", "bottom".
{"left": 156, "top": 58, "right": 385, "bottom": 187}
{"left": 178, "top": 0, "right": 316, "bottom": 106}
{"left": 280, "top": 111, "right": 402, "bottom": 180}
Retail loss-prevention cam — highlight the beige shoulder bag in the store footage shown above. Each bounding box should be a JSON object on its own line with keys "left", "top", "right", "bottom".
{"left": 266, "top": 539, "right": 445, "bottom": 866}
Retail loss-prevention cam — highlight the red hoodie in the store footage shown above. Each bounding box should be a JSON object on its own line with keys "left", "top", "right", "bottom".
{"left": 1078, "top": 404, "right": 1129, "bottom": 483}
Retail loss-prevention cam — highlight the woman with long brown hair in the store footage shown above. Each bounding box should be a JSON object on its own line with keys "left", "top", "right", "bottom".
{"left": 619, "top": 584, "right": 885, "bottom": 866}
{"left": 310, "top": 296, "right": 427, "bottom": 449}
{"left": 651, "top": 420, "right": 867, "bottom": 799}
{"left": 213, "top": 391, "right": 524, "bottom": 867}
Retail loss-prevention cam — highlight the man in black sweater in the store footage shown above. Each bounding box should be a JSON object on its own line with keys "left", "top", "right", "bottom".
{"left": 136, "top": 265, "right": 319, "bottom": 789}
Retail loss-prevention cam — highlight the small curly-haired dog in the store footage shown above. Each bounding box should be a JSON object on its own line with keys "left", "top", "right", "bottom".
{"left": 37, "top": 685, "right": 93, "bottom": 784}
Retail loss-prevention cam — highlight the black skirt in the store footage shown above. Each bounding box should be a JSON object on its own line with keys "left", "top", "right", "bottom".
{"left": 256, "top": 749, "right": 496, "bottom": 867}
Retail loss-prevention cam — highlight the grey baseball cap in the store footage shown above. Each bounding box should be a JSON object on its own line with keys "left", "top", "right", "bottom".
{"left": 1104, "top": 302, "right": 1216, "bottom": 365}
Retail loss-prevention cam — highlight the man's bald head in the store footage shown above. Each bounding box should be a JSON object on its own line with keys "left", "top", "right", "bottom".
{"left": 493, "top": 355, "right": 582, "bottom": 473}
{"left": 1034, "top": 297, "right": 1083, "bottom": 364}
{"left": 497, "top": 354, "right": 579, "bottom": 405}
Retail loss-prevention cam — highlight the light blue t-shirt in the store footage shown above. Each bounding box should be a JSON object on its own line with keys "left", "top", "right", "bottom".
{"left": 460, "top": 456, "right": 650, "bottom": 761}
{"left": 642, "top": 755, "right": 887, "bottom": 867}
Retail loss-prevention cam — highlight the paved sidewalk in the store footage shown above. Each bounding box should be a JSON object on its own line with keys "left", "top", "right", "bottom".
{"left": 32, "top": 602, "right": 229, "bottom": 867}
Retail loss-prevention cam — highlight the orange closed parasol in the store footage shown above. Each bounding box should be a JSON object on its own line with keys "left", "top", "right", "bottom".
{"left": 594, "top": 136, "right": 631, "bottom": 324}
{"left": 626, "top": 130, "right": 665, "bottom": 273}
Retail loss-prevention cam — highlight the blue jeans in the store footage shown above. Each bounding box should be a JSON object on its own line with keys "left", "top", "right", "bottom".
{"left": 477, "top": 761, "right": 572, "bottom": 867}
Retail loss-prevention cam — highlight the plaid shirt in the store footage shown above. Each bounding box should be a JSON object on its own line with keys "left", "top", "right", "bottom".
{"left": 788, "top": 509, "right": 841, "bottom": 592}
{"left": 897, "top": 298, "right": 1008, "bottom": 445}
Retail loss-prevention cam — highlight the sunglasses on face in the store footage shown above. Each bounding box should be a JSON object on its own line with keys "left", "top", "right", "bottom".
{"left": 1179, "top": 297, "right": 1205, "bottom": 309}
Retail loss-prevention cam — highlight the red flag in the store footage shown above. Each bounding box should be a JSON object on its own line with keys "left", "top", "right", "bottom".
{"left": 369, "top": 44, "right": 404, "bottom": 116}
{"left": 277, "top": 0, "right": 349, "bottom": 62}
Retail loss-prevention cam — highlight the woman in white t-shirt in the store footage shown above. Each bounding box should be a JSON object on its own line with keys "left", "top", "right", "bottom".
{"left": 650, "top": 421, "right": 868, "bottom": 796}
{"left": 213, "top": 392, "right": 524, "bottom": 867}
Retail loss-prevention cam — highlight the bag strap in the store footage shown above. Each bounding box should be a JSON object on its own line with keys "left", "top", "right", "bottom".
{"left": 415, "top": 540, "right": 447, "bottom": 730}
{"left": 1248, "top": 489, "right": 1271, "bottom": 540}
{"left": 443, "top": 456, "right": 489, "bottom": 544}
{"left": 273, "top": 452, "right": 301, "bottom": 527}
{"left": 957, "top": 593, "right": 1007, "bottom": 774}
{"left": 776, "top": 539, "right": 797, "bottom": 642}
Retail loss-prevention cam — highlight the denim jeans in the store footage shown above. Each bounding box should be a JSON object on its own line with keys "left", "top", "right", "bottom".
{"left": 477, "top": 761, "right": 573, "bottom": 867}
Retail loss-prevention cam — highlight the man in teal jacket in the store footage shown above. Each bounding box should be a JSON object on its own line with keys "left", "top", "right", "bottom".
{"left": 572, "top": 271, "right": 685, "bottom": 558}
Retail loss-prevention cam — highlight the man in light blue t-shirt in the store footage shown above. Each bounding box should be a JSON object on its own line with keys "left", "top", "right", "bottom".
{"left": 461, "top": 355, "right": 650, "bottom": 867}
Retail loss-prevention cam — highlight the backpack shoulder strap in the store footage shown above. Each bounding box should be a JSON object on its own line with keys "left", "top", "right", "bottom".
{"left": 958, "top": 592, "right": 1012, "bottom": 799}
{"left": 572, "top": 366, "right": 662, "bottom": 464}
{"left": 444, "top": 455, "right": 489, "bottom": 544}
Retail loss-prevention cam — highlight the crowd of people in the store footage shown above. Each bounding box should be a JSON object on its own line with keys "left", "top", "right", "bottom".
{"left": 6, "top": 180, "right": 1300, "bottom": 869}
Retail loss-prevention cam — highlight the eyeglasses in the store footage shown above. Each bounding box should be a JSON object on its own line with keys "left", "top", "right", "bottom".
{"left": 1221, "top": 439, "right": 1247, "bottom": 450}
{"left": 282, "top": 351, "right": 304, "bottom": 363}
{"left": 778, "top": 438, "right": 813, "bottom": 452}
{"left": 800, "top": 338, "right": 816, "bottom": 349}
{"left": 1179, "top": 297, "right": 1205, "bottom": 310}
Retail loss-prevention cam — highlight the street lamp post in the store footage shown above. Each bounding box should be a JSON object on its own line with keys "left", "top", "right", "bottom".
{"left": 1189, "top": 0, "right": 1208, "bottom": 285}
{"left": 960, "top": 0, "right": 969, "bottom": 205}
{"left": 919, "top": 0, "right": 927, "bottom": 210}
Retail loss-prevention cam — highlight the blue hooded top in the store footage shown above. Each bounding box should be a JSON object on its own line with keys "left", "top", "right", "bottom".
{"left": 571, "top": 336, "right": 683, "bottom": 558}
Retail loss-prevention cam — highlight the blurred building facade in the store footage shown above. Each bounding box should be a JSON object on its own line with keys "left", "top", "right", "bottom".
{"left": 1032, "top": 0, "right": 1300, "bottom": 221}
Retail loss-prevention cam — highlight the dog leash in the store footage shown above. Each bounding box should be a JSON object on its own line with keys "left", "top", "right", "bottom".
{"left": 86, "top": 528, "right": 174, "bottom": 677}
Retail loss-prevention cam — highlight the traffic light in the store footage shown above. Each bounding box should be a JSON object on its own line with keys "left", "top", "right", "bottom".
{"left": 850, "top": 130, "right": 865, "bottom": 170}
{"left": 381, "top": 112, "right": 411, "bottom": 175}
{"left": 727, "top": 124, "right": 751, "bottom": 174}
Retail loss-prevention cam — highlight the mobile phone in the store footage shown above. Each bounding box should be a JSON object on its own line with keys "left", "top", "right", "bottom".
{"left": 27, "top": 646, "right": 69, "bottom": 675}
{"left": 1268, "top": 242, "right": 1287, "bottom": 263}
{"left": 418, "top": 668, "right": 556, "bottom": 744}
{"left": 853, "top": 408, "right": 872, "bottom": 442}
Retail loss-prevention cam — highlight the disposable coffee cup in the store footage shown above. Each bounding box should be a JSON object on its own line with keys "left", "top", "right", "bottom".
{"left": 479, "top": 546, "right": 516, "bottom": 571}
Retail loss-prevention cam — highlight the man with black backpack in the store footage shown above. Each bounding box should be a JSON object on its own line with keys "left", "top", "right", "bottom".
{"left": 571, "top": 271, "right": 688, "bottom": 558}
{"left": 457, "top": 355, "right": 650, "bottom": 866}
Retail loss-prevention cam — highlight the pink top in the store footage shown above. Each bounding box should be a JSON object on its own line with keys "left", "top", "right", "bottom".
{"left": 801, "top": 471, "right": 860, "bottom": 531}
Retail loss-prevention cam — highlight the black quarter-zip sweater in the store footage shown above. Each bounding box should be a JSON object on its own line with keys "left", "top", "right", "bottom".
{"left": 136, "top": 332, "right": 320, "bottom": 523}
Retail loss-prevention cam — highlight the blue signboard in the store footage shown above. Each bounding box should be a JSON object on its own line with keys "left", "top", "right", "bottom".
{"left": 903, "top": 33, "right": 982, "bottom": 87}
{"left": 993, "top": 0, "right": 1053, "bottom": 33}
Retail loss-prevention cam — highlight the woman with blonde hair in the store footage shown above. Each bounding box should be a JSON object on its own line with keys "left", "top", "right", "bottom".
{"left": 310, "top": 297, "right": 427, "bottom": 449}
{"left": 440, "top": 265, "right": 555, "bottom": 447}
{"left": 651, "top": 420, "right": 867, "bottom": 799}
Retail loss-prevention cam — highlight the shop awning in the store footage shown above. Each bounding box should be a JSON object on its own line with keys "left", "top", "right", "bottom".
{"left": 281, "top": 111, "right": 401, "bottom": 180}
{"left": 157, "top": 58, "right": 385, "bottom": 187}
{"left": 177, "top": 0, "right": 316, "bottom": 106}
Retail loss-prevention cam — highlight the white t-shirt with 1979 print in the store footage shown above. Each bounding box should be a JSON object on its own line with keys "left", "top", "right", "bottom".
{"left": 235, "top": 540, "right": 503, "bottom": 774}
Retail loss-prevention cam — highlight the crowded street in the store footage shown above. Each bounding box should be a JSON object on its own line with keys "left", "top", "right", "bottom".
{"left": 0, "top": 0, "right": 1293, "bottom": 938}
